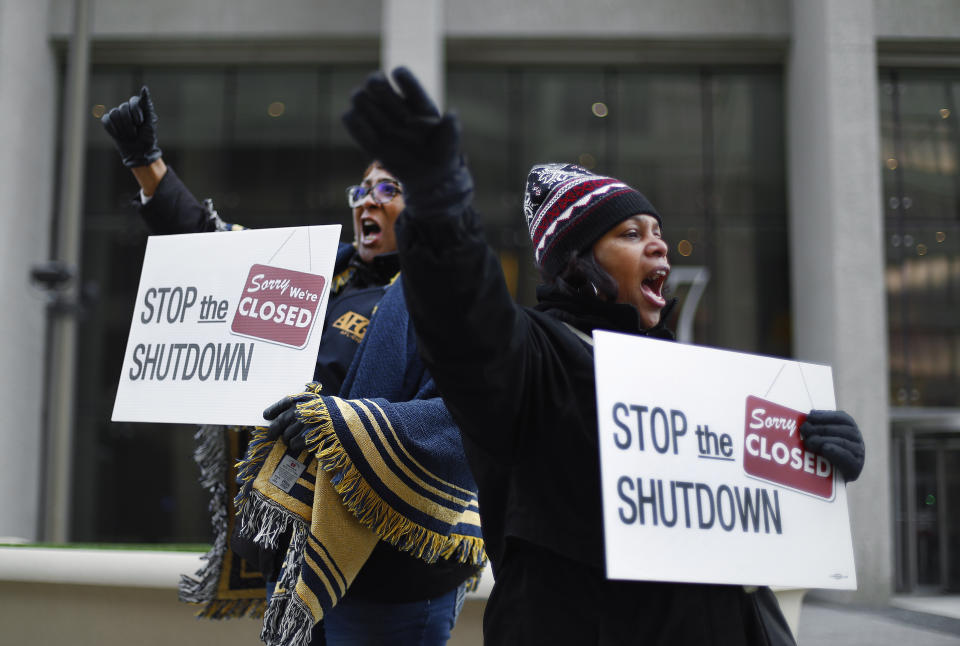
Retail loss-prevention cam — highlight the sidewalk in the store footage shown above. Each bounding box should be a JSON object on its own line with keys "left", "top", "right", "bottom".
{"left": 797, "top": 595, "right": 960, "bottom": 645}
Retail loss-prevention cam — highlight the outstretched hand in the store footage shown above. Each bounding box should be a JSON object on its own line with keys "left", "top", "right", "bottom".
{"left": 101, "top": 86, "right": 163, "bottom": 168}
{"left": 342, "top": 67, "right": 465, "bottom": 197}
{"left": 800, "top": 410, "right": 865, "bottom": 482}
{"left": 263, "top": 393, "right": 315, "bottom": 453}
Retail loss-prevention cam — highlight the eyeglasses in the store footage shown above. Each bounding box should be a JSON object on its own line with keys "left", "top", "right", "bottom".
{"left": 346, "top": 180, "right": 402, "bottom": 208}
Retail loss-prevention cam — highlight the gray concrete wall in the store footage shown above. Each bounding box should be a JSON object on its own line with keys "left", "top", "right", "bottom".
{"left": 45, "top": 0, "right": 960, "bottom": 49}
{"left": 382, "top": 0, "right": 444, "bottom": 106}
{"left": 0, "top": 0, "right": 58, "bottom": 541}
{"left": 787, "top": 0, "right": 891, "bottom": 604}
{"left": 49, "top": 0, "right": 790, "bottom": 41}
{"left": 445, "top": 0, "right": 788, "bottom": 37}
{"left": 875, "top": 0, "right": 960, "bottom": 40}
{"left": 48, "top": 0, "right": 381, "bottom": 38}
{"left": 0, "top": 580, "right": 485, "bottom": 646}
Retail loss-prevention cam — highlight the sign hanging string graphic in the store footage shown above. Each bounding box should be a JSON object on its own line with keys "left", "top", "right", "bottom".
{"left": 266, "top": 228, "right": 313, "bottom": 272}
{"left": 763, "top": 363, "right": 816, "bottom": 410}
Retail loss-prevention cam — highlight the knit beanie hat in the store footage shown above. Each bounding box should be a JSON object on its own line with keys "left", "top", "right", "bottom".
{"left": 523, "top": 163, "right": 660, "bottom": 277}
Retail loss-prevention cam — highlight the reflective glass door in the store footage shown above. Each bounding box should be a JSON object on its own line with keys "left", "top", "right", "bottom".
{"left": 895, "top": 426, "right": 960, "bottom": 592}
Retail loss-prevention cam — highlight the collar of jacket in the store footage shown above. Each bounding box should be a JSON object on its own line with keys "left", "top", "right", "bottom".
{"left": 534, "top": 284, "right": 676, "bottom": 341}
{"left": 347, "top": 251, "right": 401, "bottom": 288}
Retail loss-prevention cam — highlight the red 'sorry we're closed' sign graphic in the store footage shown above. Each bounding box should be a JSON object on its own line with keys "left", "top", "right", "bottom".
{"left": 742, "top": 395, "right": 835, "bottom": 500}
{"left": 231, "top": 264, "right": 326, "bottom": 349}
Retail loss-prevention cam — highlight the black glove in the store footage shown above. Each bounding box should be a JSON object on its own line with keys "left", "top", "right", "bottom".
{"left": 799, "top": 410, "right": 865, "bottom": 482}
{"left": 101, "top": 86, "right": 163, "bottom": 167}
{"left": 263, "top": 393, "right": 315, "bottom": 453}
{"left": 342, "top": 67, "right": 470, "bottom": 203}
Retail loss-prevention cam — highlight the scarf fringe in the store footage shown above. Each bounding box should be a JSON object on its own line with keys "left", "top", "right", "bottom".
{"left": 298, "top": 396, "right": 487, "bottom": 567}
{"left": 264, "top": 593, "right": 314, "bottom": 646}
{"left": 179, "top": 425, "right": 267, "bottom": 619}
{"left": 464, "top": 570, "right": 482, "bottom": 594}
{"left": 179, "top": 425, "right": 229, "bottom": 606}
{"left": 262, "top": 524, "right": 311, "bottom": 644}
{"left": 234, "top": 426, "right": 275, "bottom": 516}
{"left": 260, "top": 592, "right": 290, "bottom": 645}
{"left": 236, "top": 487, "right": 307, "bottom": 549}
{"left": 279, "top": 522, "right": 309, "bottom": 589}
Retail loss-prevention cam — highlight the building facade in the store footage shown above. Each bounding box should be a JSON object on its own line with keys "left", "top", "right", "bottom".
{"left": 2, "top": 0, "right": 960, "bottom": 605}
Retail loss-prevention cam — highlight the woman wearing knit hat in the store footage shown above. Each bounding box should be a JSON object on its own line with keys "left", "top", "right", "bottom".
{"left": 344, "top": 68, "right": 866, "bottom": 645}
{"left": 523, "top": 162, "right": 672, "bottom": 331}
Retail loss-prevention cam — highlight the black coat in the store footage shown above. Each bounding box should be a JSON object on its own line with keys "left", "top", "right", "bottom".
{"left": 396, "top": 203, "right": 791, "bottom": 644}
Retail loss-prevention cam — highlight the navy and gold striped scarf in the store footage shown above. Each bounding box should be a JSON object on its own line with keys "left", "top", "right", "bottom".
{"left": 234, "top": 282, "right": 484, "bottom": 645}
{"left": 235, "top": 386, "right": 484, "bottom": 644}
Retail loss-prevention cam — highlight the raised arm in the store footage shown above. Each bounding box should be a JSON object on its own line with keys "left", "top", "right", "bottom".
{"left": 342, "top": 68, "right": 532, "bottom": 457}
{"left": 102, "top": 86, "right": 227, "bottom": 234}
{"left": 131, "top": 159, "right": 167, "bottom": 198}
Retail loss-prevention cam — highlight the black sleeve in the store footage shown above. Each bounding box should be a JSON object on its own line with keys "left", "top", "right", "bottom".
{"left": 138, "top": 167, "right": 218, "bottom": 235}
{"left": 396, "top": 205, "right": 535, "bottom": 459}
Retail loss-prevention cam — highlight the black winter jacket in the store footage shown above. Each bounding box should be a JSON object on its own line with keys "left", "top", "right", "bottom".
{"left": 396, "top": 202, "right": 792, "bottom": 644}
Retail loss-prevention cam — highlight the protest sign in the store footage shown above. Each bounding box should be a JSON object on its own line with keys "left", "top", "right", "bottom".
{"left": 112, "top": 225, "right": 340, "bottom": 427}
{"left": 593, "top": 331, "right": 857, "bottom": 590}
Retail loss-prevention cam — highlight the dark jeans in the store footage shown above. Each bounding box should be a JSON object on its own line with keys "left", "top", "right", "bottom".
{"left": 266, "top": 581, "right": 466, "bottom": 645}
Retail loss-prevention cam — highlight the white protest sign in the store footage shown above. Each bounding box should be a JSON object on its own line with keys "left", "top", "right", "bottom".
{"left": 112, "top": 225, "right": 341, "bottom": 427}
{"left": 594, "top": 331, "right": 856, "bottom": 590}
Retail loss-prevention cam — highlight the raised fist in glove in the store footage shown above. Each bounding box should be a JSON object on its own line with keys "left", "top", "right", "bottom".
{"left": 101, "top": 86, "right": 163, "bottom": 167}
{"left": 263, "top": 392, "right": 316, "bottom": 453}
{"left": 342, "top": 67, "right": 469, "bottom": 202}
{"left": 800, "top": 410, "right": 865, "bottom": 482}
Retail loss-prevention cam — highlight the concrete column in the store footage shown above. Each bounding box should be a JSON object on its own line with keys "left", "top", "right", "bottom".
{"left": 381, "top": 0, "right": 445, "bottom": 107}
{"left": 0, "top": 0, "right": 58, "bottom": 541}
{"left": 44, "top": 0, "right": 92, "bottom": 543}
{"left": 787, "top": 0, "right": 891, "bottom": 604}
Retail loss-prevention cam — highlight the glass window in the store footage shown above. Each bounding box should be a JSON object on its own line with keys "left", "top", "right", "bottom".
{"left": 881, "top": 70, "right": 960, "bottom": 407}
{"left": 449, "top": 66, "right": 790, "bottom": 355}
{"left": 706, "top": 72, "right": 788, "bottom": 354}
{"left": 76, "top": 65, "right": 369, "bottom": 542}
{"left": 77, "top": 64, "right": 788, "bottom": 543}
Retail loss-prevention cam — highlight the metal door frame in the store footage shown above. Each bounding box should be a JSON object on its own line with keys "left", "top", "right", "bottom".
{"left": 891, "top": 408, "right": 960, "bottom": 593}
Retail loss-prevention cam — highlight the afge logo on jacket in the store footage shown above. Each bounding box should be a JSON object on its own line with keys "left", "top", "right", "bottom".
{"left": 232, "top": 263, "right": 327, "bottom": 349}
{"left": 332, "top": 311, "right": 370, "bottom": 343}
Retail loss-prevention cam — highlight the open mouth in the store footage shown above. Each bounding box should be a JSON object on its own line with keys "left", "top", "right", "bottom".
{"left": 641, "top": 266, "right": 669, "bottom": 307}
{"left": 360, "top": 217, "right": 382, "bottom": 245}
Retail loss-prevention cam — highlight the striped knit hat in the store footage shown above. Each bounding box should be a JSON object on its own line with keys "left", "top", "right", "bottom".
{"left": 523, "top": 163, "right": 660, "bottom": 277}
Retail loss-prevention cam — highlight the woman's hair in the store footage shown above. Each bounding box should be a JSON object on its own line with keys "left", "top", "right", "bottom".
{"left": 362, "top": 160, "right": 387, "bottom": 179}
{"left": 543, "top": 249, "right": 619, "bottom": 302}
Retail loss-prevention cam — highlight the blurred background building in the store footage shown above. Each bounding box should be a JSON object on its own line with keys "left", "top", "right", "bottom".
{"left": 2, "top": 0, "right": 959, "bottom": 617}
